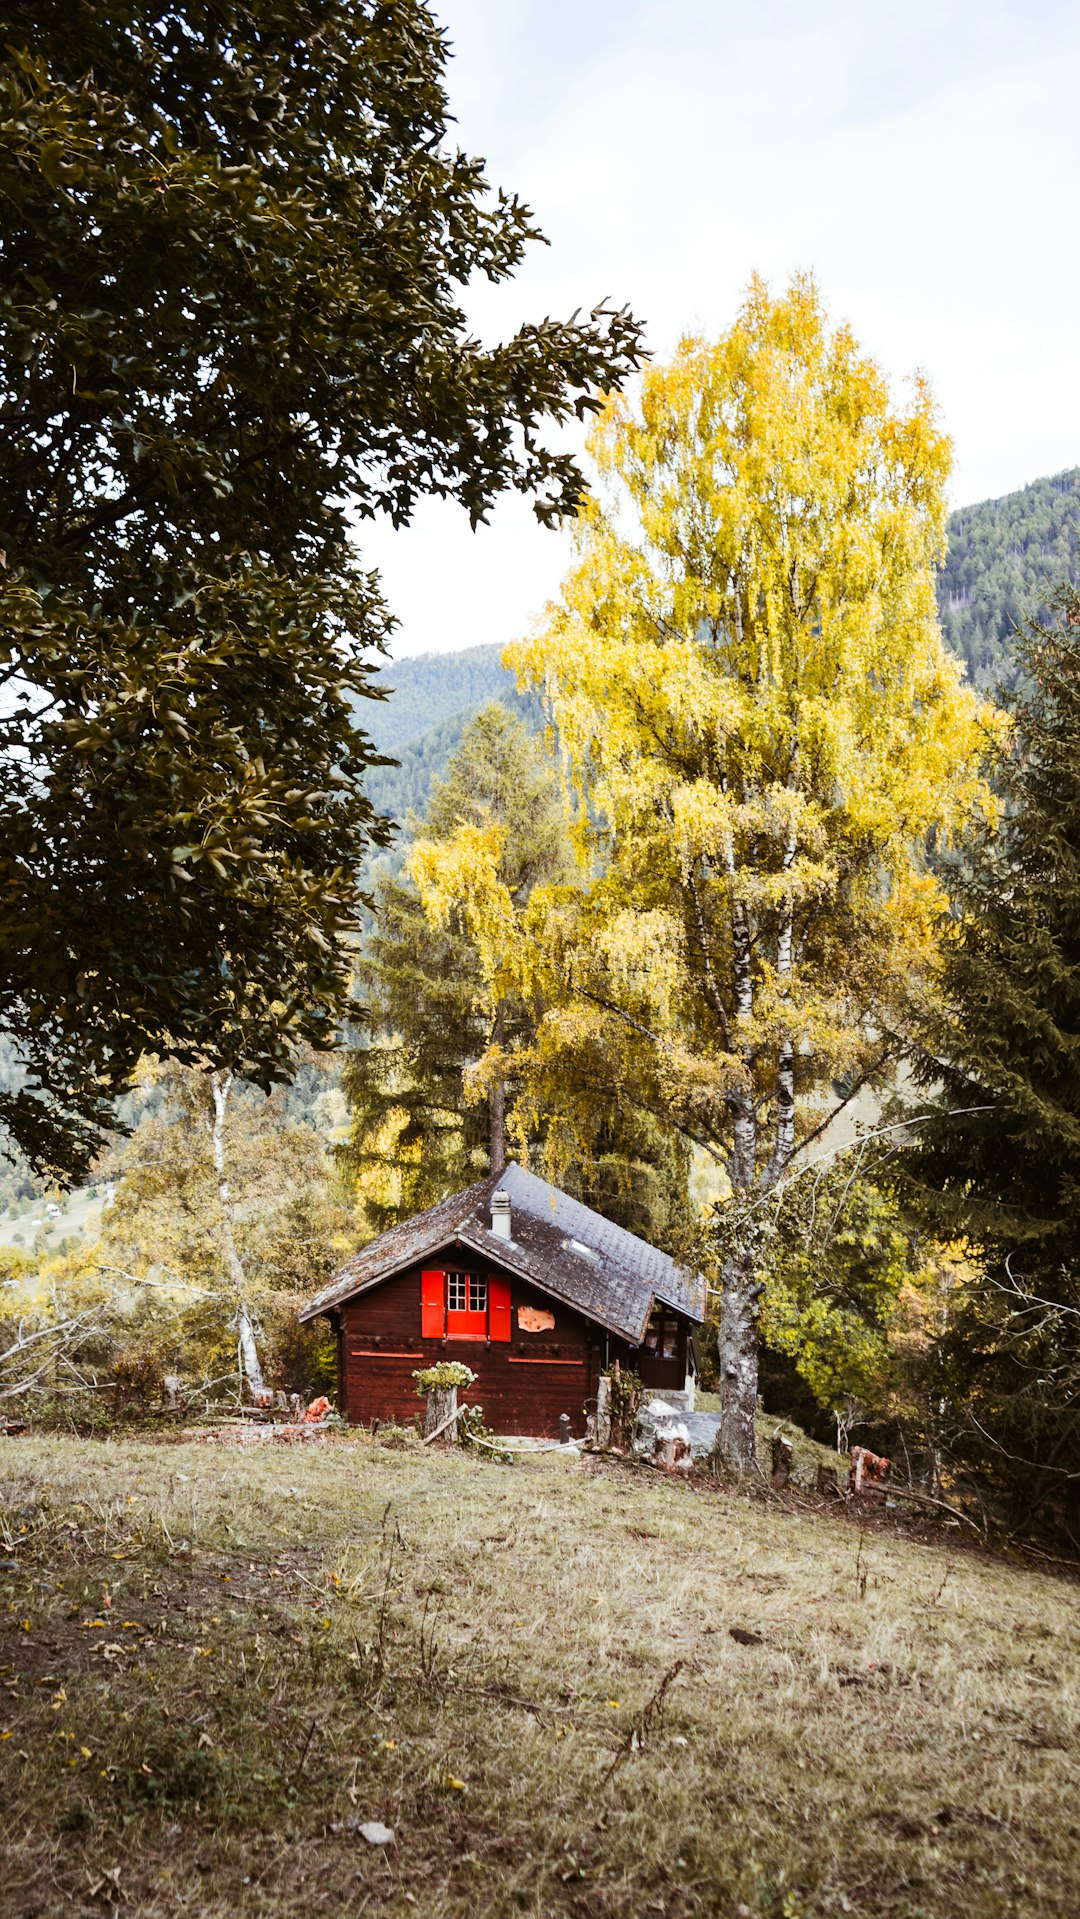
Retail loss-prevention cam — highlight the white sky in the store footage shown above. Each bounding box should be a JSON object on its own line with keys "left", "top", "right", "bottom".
{"left": 361, "top": 0, "right": 1080, "bottom": 657}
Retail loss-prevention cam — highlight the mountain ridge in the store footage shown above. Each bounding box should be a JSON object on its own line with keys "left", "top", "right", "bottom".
{"left": 361, "top": 466, "right": 1080, "bottom": 824}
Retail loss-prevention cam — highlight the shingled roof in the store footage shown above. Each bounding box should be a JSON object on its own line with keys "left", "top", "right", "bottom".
{"left": 300, "top": 1160, "right": 703, "bottom": 1344}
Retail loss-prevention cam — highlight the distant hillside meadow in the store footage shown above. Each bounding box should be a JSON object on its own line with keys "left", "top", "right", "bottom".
{"left": 364, "top": 467, "right": 1080, "bottom": 825}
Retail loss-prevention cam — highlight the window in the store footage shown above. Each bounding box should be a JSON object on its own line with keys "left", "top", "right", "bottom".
{"left": 446, "top": 1270, "right": 487, "bottom": 1336}
{"left": 422, "top": 1268, "right": 510, "bottom": 1341}
{"left": 643, "top": 1309, "right": 680, "bottom": 1362}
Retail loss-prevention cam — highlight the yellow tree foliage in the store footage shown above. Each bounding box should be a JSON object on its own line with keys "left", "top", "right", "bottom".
{"left": 413, "top": 277, "right": 995, "bottom": 1467}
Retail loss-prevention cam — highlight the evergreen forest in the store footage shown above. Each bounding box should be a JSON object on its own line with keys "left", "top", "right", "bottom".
{"left": 937, "top": 467, "right": 1080, "bottom": 689}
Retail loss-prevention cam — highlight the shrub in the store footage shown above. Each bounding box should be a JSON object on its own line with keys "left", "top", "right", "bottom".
{"left": 412, "top": 1361, "right": 476, "bottom": 1396}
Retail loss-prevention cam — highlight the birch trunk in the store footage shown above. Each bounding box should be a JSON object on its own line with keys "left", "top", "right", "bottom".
{"left": 716, "top": 1244, "right": 760, "bottom": 1474}
{"left": 716, "top": 818, "right": 763, "bottom": 1475}
{"left": 766, "top": 807, "right": 798, "bottom": 1187}
{"left": 208, "top": 1070, "right": 265, "bottom": 1401}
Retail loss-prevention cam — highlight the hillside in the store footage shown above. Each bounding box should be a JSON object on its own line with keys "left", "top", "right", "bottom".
{"left": 360, "top": 645, "right": 545, "bottom": 824}
{"left": 939, "top": 467, "right": 1080, "bottom": 689}
{"left": 362, "top": 469, "right": 1080, "bottom": 825}
{"left": 3, "top": 1431, "right": 1077, "bottom": 1919}
{"left": 363, "top": 643, "right": 512, "bottom": 758}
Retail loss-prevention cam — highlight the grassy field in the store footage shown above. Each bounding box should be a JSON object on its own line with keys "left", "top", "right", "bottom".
{"left": 1, "top": 1432, "right": 1078, "bottom": 1919}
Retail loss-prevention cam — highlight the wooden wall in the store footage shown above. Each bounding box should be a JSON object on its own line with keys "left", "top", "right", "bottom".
{"left": 336, "top": 1241, "right": 603, "bottom": 1438}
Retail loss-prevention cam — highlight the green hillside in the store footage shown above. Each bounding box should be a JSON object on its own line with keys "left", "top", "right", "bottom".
{"left": 361, "top": 468, "right": 1080, "bottom": 826}
{"left": 364, "top": 643, "right": 512, "bottom": 757}
{"left": 361, "top": 646, "right": 545, "bottom": 824}
{"left": 939, "top": 467, "right": 1080, "bottom": 690}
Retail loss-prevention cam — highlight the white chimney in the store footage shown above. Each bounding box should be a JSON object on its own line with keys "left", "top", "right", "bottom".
{"left": 491, "top": 1189, "right": 512, "bottom": 1239}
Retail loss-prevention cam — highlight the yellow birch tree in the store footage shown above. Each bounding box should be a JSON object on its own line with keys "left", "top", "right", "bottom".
{"left": 412, "top": 277, "right": 993, "bottom": 1470}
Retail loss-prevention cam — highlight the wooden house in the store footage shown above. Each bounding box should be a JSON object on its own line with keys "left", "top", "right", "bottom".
{"left": 300, "top": 1161, "right": 704, "bottom": 1438}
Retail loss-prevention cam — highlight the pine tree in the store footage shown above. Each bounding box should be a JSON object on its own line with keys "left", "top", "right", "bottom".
{"left": 907, "top": 595, "right": 1080, "bottom": 1521}
{"left": 341, "top": 704, "right": 571, "bottom": 1229}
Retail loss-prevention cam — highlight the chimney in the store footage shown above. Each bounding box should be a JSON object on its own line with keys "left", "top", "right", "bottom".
{"left": 491, "top": 1188, "right": 512, "bottom": 1240}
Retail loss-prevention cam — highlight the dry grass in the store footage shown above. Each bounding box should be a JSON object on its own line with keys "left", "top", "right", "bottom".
{"left": 1, "top": 1431, "right": 1079, "bottom": 1919}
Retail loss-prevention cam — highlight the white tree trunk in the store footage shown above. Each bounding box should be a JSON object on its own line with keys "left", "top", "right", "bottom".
{"left": 490, "top": 999, "right": 507, "bottom": 1174}
{"left": 716, "top": 1246, "right": 760, "bottom": 1475}
{"left": 766, "top": 810, "right": 798, "bottom": 1186}
{"left": 208, "top": 1070, "right": 265, "bottom": 1401}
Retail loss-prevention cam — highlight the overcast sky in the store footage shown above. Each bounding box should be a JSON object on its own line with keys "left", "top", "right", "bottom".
{"left": 363, "top": 0, "right": 1080, "bottom": 657}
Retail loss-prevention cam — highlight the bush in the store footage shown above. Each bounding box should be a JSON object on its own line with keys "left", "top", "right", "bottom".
{"left": 110, "top": 1347, "right": 165, "bottom": 1411}
{"left": 412, "top": 1361, "right": 476, "bottom": 1396}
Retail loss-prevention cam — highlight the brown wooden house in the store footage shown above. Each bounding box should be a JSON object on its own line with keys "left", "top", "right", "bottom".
{"left": 300, "top": 1161, "right": 704, "bottom": 1438}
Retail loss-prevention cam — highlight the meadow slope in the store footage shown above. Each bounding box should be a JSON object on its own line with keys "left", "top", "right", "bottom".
{"left": 1, "top": 1433, "right": 1078, "bottom": 1919}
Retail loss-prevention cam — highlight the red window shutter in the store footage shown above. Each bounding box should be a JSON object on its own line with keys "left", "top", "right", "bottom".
{"left": 421, "top": 1270, "right": 445, "bottom": 1340}
{"left": 489, "top": 1276, "right": 512, "bottom": 1342}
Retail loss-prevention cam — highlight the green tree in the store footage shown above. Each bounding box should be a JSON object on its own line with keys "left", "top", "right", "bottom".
{"left": 416, "top": 279, "right": 992, "bottom": 1469}
{"left": 756, "top": 1161, "right": 914, "bottom": 1443}
{"left": 906, "top": 596, "right": 1080, "bottom": 1525}
{"left": 0, "top": 1, "right": 644, "bottom": 1179}
{"left": 100, "top": 1065, "right": 352, "bottom": 1397}
{"left": 343, "top": 703, "right": 573, "bottom": 1229}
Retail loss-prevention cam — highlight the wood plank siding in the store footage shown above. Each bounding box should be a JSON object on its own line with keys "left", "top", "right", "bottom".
{"left": 337, "top": 1240, "right": 604, "bottom": 1438}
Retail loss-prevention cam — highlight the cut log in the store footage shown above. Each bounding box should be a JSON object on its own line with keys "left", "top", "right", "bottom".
{"left": 849, "top": 1446, "right": 890, "bottom": 1501}
{"left": 771, "top": 1433, "right": 794, "bottom": 1488}
{"left": 423, "top": 1385, "right": 458, "bottom": 1443}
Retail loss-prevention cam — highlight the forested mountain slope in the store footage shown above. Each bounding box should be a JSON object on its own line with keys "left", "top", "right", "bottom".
{"left": 363, "top": 644, "right": 511, "bottom": 757}
{"left": 362, "top": 468, "right": 1080, "bottom": 824}
{"left": 361, "top": 646, "right": 543, "bottom": 822}
{"left": 938, "top": 467, "right": 1080, "bottom": 689}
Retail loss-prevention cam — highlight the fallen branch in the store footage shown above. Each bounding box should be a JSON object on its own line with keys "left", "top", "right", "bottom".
{"left": 600, "top": 1660, "right": 685, "bottom": 1785}
{"left": 875, "top": 1483, "right": 984, "bottom": 1535}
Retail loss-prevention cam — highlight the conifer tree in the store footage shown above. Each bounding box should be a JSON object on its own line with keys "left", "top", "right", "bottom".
{"left": 346, "top": 702, "right": 694, "bottom": 1248}
{"left": 341, "top": 705, "right": 571, "bottom": 1229}
{"left": 907, "top": 597, "right": 1080, "bottom": 1518}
